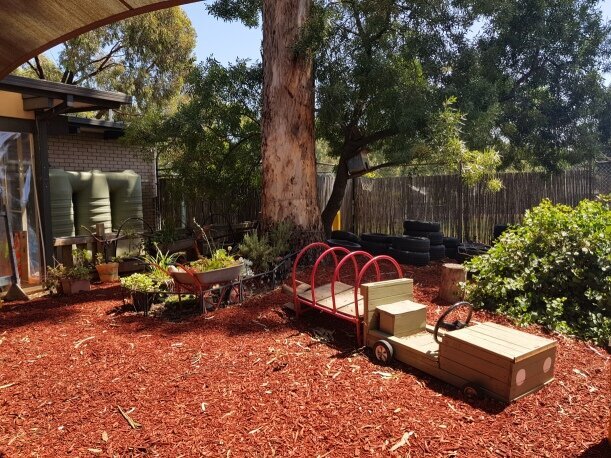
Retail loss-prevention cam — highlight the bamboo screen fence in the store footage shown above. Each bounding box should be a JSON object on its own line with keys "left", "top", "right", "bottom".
{"left": 159, "top": 163, "right": 609, "bottom": 244}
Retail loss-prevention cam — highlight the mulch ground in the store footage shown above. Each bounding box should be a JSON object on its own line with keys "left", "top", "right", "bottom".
{"left": 0, "top": 263, "right": 609, "bottom": 457}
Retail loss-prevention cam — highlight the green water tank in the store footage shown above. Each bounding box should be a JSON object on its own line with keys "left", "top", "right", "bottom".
{"left": 68, "top": 171, "right": 112, "bottom": 235}
{"left": 49, "top": 169, "right": 75, "bottom": 237}
{"left": 105, "top": 170, "right": 143, "bottom": 230}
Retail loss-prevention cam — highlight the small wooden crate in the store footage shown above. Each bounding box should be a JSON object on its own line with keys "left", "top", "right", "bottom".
{"left": 377, "top": 301, "right": 426, "bottom": 337}
{"left": 361, "top": 278, "right": 414, "bottom": 338}
{"left": 439, "top": 322, "right": 557, "bottom": 402}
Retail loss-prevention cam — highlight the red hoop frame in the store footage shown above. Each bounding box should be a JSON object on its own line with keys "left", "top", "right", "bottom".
{"left": 291, "top": 243, "right": 404, "bottom": 345}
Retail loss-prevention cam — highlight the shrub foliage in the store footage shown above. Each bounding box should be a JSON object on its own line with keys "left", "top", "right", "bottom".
{"left": 465, "top": 197, "right": 611, "bottom": 345}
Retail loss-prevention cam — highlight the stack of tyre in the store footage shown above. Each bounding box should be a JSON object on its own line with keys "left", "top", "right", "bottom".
{"left": 403, "top": 220, "right": 446, "bottom": 262}
{"left": 359, "top": 233, "right": 393, "bottom": 256}
{"left": 388, "top": 235, "right": 430, "bottom": 266}
{"left": 327, "top": 230, "right": 362, "bottom": 251}
{"left": 443, "top": 236, "right": 460, "bottom": 261}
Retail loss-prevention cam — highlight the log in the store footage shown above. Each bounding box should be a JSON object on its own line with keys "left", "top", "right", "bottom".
{"left": 439, "top": 263, "right": 466, "bottom": 303}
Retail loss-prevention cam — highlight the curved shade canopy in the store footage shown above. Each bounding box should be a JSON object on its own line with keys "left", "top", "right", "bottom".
{"left": 0, "top": 0, "right": 199, "bottom": 80}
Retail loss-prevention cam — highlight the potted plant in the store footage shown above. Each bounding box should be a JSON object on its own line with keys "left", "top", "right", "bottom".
{"left": 120, "top": 273, "right": 155, "bottom": 310}
{"left": 44, "top": 249, "right": 91, "bottom": 295}
{"left": 94, "top": 253, "right": 120, "bottom": 283}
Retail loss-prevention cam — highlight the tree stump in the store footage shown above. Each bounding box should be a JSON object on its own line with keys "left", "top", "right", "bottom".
{"left": 439, "top": 263, "right": 467, "bottom": 303}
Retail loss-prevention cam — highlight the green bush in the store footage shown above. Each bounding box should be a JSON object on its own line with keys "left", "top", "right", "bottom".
{"left": 238, "top": 232, "right": 274, "bottom": 273}
{"left": 465, "top": 196, "right": 611, "bottom": 345}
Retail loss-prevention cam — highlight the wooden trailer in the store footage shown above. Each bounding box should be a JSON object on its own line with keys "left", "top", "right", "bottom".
{"left": 361, "top": 279, "right": 557, "bottom": 402}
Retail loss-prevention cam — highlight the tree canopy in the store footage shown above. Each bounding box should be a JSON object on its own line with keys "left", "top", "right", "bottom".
{"left": 125, "top": 58, "right": 262, "bottom": 205}
{"left": 447, "top": 0, "right": 611, "bottom": 170}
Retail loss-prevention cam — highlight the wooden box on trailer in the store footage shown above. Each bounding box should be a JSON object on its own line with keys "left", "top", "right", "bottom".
{"left": 377, "top": 300, "right": 426, "bottom": 337}
{"left": 360, "top": 278, "right": 414, "bottom": 341}
{"left": 439, "top": 322, "right": 557, "bottom": 402}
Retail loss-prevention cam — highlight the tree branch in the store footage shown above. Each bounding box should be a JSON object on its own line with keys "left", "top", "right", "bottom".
{"left": 350, "top": 160, "right": 445, "bottom": 178}
{"left": 73, "top": 43, "right": 124, "bottom": 85}
{"left": 33, "top": 55, "right": 45, "bottom": 79}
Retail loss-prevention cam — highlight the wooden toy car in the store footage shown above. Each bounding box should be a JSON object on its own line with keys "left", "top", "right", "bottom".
{"left": 362, "top": 279, "right": 558, "bottom": 402}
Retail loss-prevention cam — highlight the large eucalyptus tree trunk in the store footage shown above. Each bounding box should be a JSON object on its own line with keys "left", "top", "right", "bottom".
{"left": 261, "top": 0, "right": 321, "bottom": 233}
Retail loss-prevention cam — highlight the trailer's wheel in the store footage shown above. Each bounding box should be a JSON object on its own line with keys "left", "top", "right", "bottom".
{"left": 433, "top": 301, "right": 473, "bottom": 343}
{"left": 373, "top": 340, "right": 394, "bottom": 364}
{"left": 462, "top": 383, "right": 480, "bottom": 399}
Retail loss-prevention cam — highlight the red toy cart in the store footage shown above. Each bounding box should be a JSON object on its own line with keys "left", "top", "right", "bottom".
{"left": 291, "top": 242, "right": 403, "bottom": 345}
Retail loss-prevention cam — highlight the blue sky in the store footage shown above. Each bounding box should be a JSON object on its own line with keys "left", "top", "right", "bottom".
{"left": 181, "top": 2, "right": 261, "bottom": 64}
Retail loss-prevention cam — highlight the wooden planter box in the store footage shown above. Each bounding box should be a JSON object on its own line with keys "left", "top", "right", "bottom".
{"left": 157, "top": 238, "right": 195, "bottom": 254}
{"left": 118, "top": 259, "right": 146, "bottom": 274}
{"left": 60, "top": 279, "right": 91, "bottom": 295}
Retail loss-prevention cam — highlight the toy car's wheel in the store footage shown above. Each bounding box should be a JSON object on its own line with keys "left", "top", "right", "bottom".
{"left": 434, "top": 301, "right": 474, "bottom": 343}
{"left": 373, "top": 340, "right": 394, "bottom": 364}
{"left": 462, "top": 383, "right": 480, "bottom": 399}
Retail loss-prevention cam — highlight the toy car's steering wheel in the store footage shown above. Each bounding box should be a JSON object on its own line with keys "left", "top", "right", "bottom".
{"left": 433, "top": 301, "right": 473, "bottom": 344}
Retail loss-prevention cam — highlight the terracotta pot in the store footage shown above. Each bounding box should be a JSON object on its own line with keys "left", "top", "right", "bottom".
{"left": 95, "top": 262, "right": 120, "bottom": 283}
{"left": 60, "top": 279, "right": 90, "bottom": 295}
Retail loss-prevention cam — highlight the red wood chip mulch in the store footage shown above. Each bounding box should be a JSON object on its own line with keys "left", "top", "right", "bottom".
{"left": 0, "top": 263, "right": 609, "bottom": 457}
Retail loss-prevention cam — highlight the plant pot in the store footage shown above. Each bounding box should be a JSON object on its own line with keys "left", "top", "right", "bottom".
{"left": 131, "top": 291, "right": 151, "bottom": 311}
{"left": 60, "top": 279, "right": 91, "bottom": 295}
{"left": 95, "top": 262, "right": 119, "bottom": 283}
{"left": 195, "top": 263, "right": 243, "bottom": 285}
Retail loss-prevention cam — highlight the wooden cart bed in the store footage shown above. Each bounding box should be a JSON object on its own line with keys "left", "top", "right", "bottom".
{"left": 296, "top": 281, "right": 364, "bottom": 317}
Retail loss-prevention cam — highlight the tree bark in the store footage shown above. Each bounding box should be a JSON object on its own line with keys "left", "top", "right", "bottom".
{"left": 261, "top": 0, "right": 321, "bottom": 233}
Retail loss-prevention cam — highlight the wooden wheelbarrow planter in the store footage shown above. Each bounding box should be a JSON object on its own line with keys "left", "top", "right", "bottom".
{"left": 291, "top": 242, "right": 557, "bottom": 402}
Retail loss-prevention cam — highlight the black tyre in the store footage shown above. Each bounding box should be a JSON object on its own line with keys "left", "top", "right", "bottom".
{"left": 493, "top": 224, "right": 509, "bottom": 241}
{"left": 326, "top": 239, "right": 361, "bottom": 251}
{"left": 429, "top": 244, "right": 446, "bottom": 261}
{"left": 360, "top": 233, "right": 393, "bottom": 244}
{"left": 442, "top": 236, "right": 460, "bottom": 248}
{"left": 373, "top": 340, "right": 394, "bottom": 364}
{"left": 404, "top": 230, "right": 443, "bottom": 245}
{"left": 403, "top": 219, "right": 441, "bottom": 232}
{"left": 330, "top": 230, "right": 360, "bottom": 243}
{"left": 391, "top": 236, "right": 430, "bottom": 253}
{"left": 445, "top": 246, "right": 459, "bottom": 260}
{"left": 360, "top": 239, "right": 390, "bottom": 256}
{"left": 388, "top": 247, "right": 430, "bottom": 266}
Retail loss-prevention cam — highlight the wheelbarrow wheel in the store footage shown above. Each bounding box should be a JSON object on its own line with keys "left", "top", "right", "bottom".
{"left": 373, "top": 340, "right": 394, "bottom": 365}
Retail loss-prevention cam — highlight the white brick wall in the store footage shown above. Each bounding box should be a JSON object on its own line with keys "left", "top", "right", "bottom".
{"left": 47, "top": 133, "right": 156, "bottom": 227}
